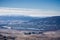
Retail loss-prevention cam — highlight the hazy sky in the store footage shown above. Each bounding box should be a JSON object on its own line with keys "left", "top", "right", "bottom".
{"left": 0, "top": 0, "right": 60, "bottom": 17}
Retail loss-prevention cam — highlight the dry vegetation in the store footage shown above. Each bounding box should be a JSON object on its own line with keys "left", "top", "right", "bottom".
{"left": 0, "top": 29, "right": 60, "bottom": 40}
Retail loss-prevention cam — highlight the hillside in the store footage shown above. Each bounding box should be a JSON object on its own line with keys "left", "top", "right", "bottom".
{"left": 0, "top": 16, "right": 60, "bottom": 31}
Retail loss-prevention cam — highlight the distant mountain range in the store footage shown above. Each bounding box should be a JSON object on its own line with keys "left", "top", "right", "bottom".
{"left": 0, "top": 16, "right": 34, "bottom": 21}
{"left": 0, "top": 16, "right": 60, "bottom": 31}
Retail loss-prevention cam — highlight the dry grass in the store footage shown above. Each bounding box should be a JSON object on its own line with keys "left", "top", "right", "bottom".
{"left": 0, "top": 29, "right": 60, "bottom": 40}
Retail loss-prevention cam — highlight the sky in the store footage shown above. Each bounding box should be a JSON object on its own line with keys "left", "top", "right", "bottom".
{"left": 0, "top": 0, "right": 60, "bottom": 17}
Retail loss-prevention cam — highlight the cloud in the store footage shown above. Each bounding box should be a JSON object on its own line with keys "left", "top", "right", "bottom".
{"left": 0, "top": 7, "right": 60, "bottom": 17}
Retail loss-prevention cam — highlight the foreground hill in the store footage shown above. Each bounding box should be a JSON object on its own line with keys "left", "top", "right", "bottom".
{"left": 0, "top": 29, "right": 60, "bottom": 40}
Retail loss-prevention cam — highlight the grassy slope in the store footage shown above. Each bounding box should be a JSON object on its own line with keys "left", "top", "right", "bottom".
{"left": 0, "top": 29, "right": 60, "bottom": 40}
